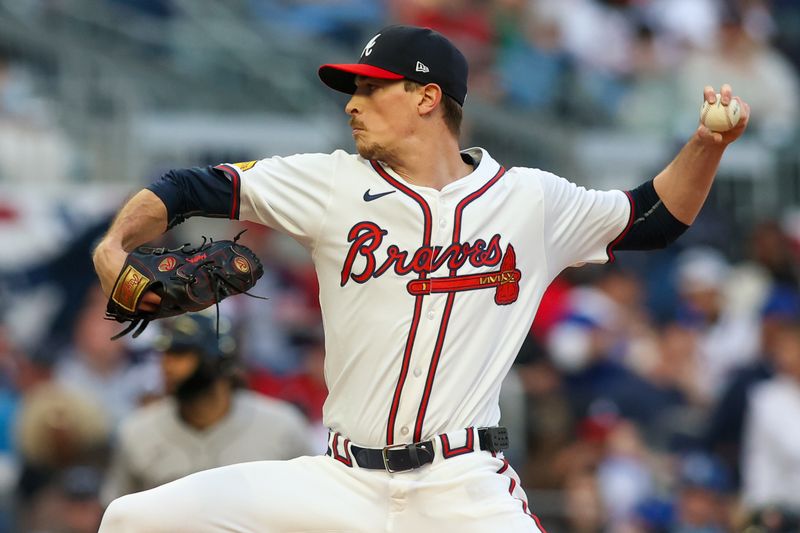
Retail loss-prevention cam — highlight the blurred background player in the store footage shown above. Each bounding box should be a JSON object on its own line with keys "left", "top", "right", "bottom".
{"left": 101, "top": 312, "right": 313, "bottom": 504}
{"left": 742, "top": 319, "right": 800, "bottom": 519}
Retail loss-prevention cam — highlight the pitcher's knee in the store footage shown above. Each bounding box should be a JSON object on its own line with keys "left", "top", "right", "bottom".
{"left": 99, "top": 494, "right": 150, "bottom": 532}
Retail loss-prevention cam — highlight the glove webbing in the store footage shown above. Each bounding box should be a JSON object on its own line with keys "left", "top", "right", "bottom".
{"left": 199, "top": 259, "right": 267, "bottom": 337}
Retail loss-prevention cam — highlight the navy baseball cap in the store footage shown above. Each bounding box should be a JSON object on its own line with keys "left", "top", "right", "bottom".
{"left": 155, "top": 313, "right": 235, "bottom": 361}
{"left": 319, "top": 25, "right": 469, "bottom": 106}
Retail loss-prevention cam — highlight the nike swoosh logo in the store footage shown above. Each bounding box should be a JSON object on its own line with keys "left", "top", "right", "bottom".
{"left": 363, "top": 189, "right": 396, "bottom": 202}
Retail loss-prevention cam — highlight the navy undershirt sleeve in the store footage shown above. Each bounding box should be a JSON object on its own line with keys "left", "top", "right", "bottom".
{"left": 146, "top": 166, "right": 236, "bottom": 229}
{"left": 614, "top": 179, "right": 689, "bottom": 251}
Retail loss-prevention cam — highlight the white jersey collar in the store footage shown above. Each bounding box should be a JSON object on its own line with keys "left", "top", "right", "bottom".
{"left": 370, "top": 147, "right": 500, "bottom": 195}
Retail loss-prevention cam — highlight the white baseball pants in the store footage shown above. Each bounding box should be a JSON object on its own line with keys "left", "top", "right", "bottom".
{"left": 99, "top": 430, "right": 546, "bottom": 532}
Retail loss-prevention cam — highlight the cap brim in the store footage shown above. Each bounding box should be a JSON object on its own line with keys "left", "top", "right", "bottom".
{"left": 318, "top": 64, "right": 404, "bottom": 95}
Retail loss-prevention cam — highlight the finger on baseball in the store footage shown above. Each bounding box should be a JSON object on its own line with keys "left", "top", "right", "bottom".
{"left": 720, "top": 84, "right": 733, "bottom": 105}
{"left": 736, "top": 97, "right": 750, "bottom": 123}
{"left": 697, "top": 124, "right": 723, "bottom": 144}
{"left": 697, "top": 124, "right": 714, "bottom": 141}
{"left": 703, "top": 86, "right": 717, "bottom": 104}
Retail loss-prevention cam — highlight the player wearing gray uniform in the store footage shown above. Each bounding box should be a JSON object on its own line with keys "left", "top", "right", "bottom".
{"left": 93, "top": 25, "right": 750, "bottom": 532}
{"left": 101, "top": 313, "right": 313, "bottom": 504}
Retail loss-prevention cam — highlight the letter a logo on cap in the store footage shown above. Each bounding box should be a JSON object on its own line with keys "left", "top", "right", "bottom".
{"left": 362, "top": 34, "right": 380, "bottom": 57}
{"left": 415, "top": 61, "right": 429, "bottom": 73}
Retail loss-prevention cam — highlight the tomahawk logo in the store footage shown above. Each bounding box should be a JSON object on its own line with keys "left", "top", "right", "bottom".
{"left": 415, "top": 61, "right": 429, "bottom": 73}
{"left": 362, "top": 34, "right": 380, "bottom": 57}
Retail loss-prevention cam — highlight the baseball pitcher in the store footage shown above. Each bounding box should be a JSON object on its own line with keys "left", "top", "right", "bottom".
{"left": 93, "top": 25, "right": 750, "bottom": 533}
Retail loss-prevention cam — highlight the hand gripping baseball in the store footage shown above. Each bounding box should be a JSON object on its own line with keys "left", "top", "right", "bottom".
{"left": 105, "top": 230, "right": 265, "bottom": 339}
{"left": 698, "top": 84, "right": 750, "bottom": 144}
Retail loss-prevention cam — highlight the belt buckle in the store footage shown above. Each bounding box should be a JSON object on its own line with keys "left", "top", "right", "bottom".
{"left": 382, "top": 443, "right": 412, "bottom": 473}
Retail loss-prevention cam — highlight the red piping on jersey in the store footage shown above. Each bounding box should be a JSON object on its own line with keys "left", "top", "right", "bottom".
{"left": 413, "top": 166, "right": 506, "bottom": 441}
{"left": 369, "top": 160, "right": 433, "bottom": 445}
{"left": 387, "top": 295, "right": 424, "bottom": 444}
{"left": 605, "top": 190, "right": 634, "bottom": 263}
{"left": 214, "top": 164, "right": 241, "bottom": 220}
{"left": 440, "top": 428, "right": 475, "bottom": 458}
{"left": 412, "top": 292, "right": 454, "bottom": 442}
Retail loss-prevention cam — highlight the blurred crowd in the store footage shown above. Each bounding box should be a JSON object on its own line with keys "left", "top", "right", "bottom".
{"left": 249, "top": 0, "right": 800, "bottom": 139}
{"left": 2, "top": 0, "right": 800, "bottom": 140}
{"left": 1, "top": 0, "right": 800, "bottom": 532}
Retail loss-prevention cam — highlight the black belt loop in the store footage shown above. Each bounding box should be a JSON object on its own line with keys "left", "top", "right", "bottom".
{"left": 408, "top": 441, "right": 420, "bottom": 468}
{"left": 342, "top": 426, "right": 509, "bottom": 473}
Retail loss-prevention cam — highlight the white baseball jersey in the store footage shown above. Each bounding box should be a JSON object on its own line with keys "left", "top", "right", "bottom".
{"left": 216, "top": 147, "right": 631, "bottom": 448}
{"left": 100, "top": 148, "right": 632, "bottom": 533}
{"left": 101, "top": 390, "right": 313, "bottom": 504}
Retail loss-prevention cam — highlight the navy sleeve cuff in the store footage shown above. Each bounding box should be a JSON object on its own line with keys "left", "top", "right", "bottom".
{"left": 146, "top": 166, "right": 237, "bottom": 229}
{"left": 613, "top": 179, "right": 689, "bottom": 252}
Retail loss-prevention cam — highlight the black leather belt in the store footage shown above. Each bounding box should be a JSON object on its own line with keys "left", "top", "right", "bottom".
{"left": 345, "top": 426, "right": 509, "bottom": 473}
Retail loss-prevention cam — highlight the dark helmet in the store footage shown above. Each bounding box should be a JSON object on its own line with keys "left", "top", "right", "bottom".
{"left": 155, "top": 313, "right": 238, "bottom": 399}
{"left": 156, "top": 312, "right": 236, "bottom": 363}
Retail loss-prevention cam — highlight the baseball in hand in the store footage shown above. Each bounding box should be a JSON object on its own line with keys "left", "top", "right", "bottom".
{"left": 700, "top": 94, "right": 741, "bottom": 132}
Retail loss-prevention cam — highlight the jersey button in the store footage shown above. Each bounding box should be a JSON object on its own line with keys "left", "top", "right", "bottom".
{"left": 426, "top": 310, "right": 435, "bottom": 320}
{"left": 439, "top": 218, "right": 447, "bottom": 228}
{"left": 413, "top": 367, "right": 422, "bottom": 377}
{"left": 400, "top": 426, "right": 409, "bottom": 436}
